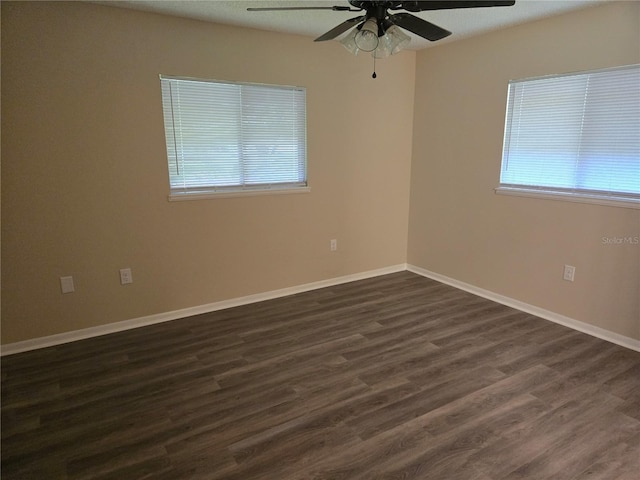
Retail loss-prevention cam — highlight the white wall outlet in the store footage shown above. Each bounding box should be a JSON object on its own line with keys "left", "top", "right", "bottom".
{"left": 563, "top": 264, "right": 575, "bottom": 282}
{"left": 60, "top": 276, "right": 75, "bottom": 294}
{"left": 330, "top": 239, "right": 337, "bottom": 251}
{"left": 119, "top": 268, "right": 133, "bottom": 285}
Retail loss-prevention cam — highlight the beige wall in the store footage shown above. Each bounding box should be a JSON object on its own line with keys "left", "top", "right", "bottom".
{"left": 3, "top": 1, "right": 639, "bottom": 347}
{"left": 408, "top": 2, "right": 640, "bottom": 340}
{"left": 1, "top": 2, "right": 415, "bottom": 343}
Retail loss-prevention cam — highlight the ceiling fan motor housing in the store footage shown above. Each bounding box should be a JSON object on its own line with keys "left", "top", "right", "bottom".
{"left": 350, "top": 1, "right": 397, "bottom": 35}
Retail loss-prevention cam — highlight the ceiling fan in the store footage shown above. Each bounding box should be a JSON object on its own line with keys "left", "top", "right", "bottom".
{"left": 248, "top": 1, "right": 516, "bottom": 57}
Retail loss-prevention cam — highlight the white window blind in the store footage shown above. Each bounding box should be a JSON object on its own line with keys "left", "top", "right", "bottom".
{"left": 499, "top": 64, "right": 640, "bottom": 206}
{"left": 160, "top": 76, "right": 307, "bottom": 197}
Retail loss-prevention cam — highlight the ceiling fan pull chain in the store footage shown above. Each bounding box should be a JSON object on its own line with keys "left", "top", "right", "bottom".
{"left": 372, "top": 55, "right": 377, "bottom": 79}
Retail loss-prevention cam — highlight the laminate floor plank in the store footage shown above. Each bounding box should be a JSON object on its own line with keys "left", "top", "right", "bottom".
{"left": 2, "top": 271, "right": 638, "bottom": 479}
{"left": 467, "top": 390, "right": 629, "bottom": 479}
{"left": 616, "top": 386, "right": 640, "bottom": 421}
{"left": 500, "top": 409, "right": 640, "bottom": 480}
{"left": 304, "top": 377, "right": 550, "bottom": 480}
{"left": 348, "top": 365, "right": 507, "bottom": 440}
{"left": 604, "top": 363, "right": 640, "bottom": 399}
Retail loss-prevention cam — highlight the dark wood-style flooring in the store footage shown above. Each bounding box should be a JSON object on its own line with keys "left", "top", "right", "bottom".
{"left": 2, "top": 272, "right": 640, "bottom": 479}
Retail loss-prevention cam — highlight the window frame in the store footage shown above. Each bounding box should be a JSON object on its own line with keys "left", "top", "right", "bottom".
{"left": 496, "top": 64, "right": 640, "bottom": 210}
{"left": 160, "top": 75, "right": 310, "bottom": 201}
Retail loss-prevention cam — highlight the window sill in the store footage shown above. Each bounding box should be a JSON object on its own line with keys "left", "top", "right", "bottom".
{"left": 495, "top": 186, "right": 640, "bottom": 210}
{"left": 168, "top": 186, "right": 311, "bottom": 202}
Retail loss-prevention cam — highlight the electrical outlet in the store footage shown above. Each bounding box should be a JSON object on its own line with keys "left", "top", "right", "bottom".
{"left": 563, "top": 265, "right": 575, "bottom": 282}
{"left": 60, "top": 276, "right": 75, "bottom": 294}
{"left": 120, "top": 268, "right": 133, "bottom": 285}
{"left": 330, "top": 239, "right": 337, "bottom": 251}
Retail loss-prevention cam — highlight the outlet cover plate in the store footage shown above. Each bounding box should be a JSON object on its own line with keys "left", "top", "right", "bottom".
{"left": 120, "top": 268, "right": 133, "bottom": 285}
{"left": 60, "top": 276, "right": 75, "bottom": 294}
{"left": 563, "top": 265, "right": 575, "bottom": 282}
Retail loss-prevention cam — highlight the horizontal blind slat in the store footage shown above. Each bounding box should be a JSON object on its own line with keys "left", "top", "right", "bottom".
{"left": 500, "top": 64, "right": 640, "bottom": 198}
{"left": 160, "top": 76, "right": 307, "bottom": 193}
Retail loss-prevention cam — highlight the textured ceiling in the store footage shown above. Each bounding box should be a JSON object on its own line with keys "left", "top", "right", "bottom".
{"left": 97, "top": 0, "right": 607, "bottom": 50}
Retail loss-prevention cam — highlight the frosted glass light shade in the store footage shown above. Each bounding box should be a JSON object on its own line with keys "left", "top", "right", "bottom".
{"left": 340, "top": 28, "right": 360, "bottom": 55}
{"left": 354, "top": 18, "right": 379, "bottom": 52}
{"left": 385, "top": 25, "right": 411, "bottom": 55}
{"left": 373, "top": 36, "right": 391, "bottom": 58}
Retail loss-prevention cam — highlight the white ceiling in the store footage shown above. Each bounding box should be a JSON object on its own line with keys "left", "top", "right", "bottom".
{"left": 97, "top": 0, "right": 607, "bottom": 50}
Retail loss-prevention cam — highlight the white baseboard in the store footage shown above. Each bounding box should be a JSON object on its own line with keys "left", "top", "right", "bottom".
{"left": 0, "top": 264, "right": 407, "bottom": 356}
{"left": 4, "top": 263, "right": 638, "bottom": 356}
{"left": 407, "top": 264, "right": 640, "bottom": 353}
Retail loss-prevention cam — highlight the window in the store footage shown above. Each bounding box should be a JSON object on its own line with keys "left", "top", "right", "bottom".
{"left": 160, "top": 76, "right": 308, "bottom": 200}
{"left": 497, "top": 64, "right": 640, "bottom": 208}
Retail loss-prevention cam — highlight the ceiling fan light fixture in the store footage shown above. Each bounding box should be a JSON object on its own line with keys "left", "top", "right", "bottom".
{"left": 340, "top": 27, "right": 360, "bottom": 55}
{"left": 385, "top": 25, "right": 411, "bottom": 55}
{"left": 373, "top": 24, "right": 411, "bottom": 59}
{"left": 354, "top": 18, "right": 379, "bottom": 52}
{"left": 373, "top": 35, "right": 391, "bottom": 59}
{"left": 373, "top": 24, "right": 410, "bottom": 58}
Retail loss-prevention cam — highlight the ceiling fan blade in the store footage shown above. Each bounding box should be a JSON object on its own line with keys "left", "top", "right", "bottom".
{"left": 399, "top": 1, "right": 515, "bottom": 12}
{"left": 247, "top": 6, "right": 360, "bottom": 12}
{"left": 390, "top": 13, "right": 451, "bottom": 41}
{"left": 314, "top": 15, "right": 366, "bottom": 41}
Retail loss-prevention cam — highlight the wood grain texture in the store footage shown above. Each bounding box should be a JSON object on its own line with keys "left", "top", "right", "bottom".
{"left": 2, "top": 272, "right": 639, "bottom": 479}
